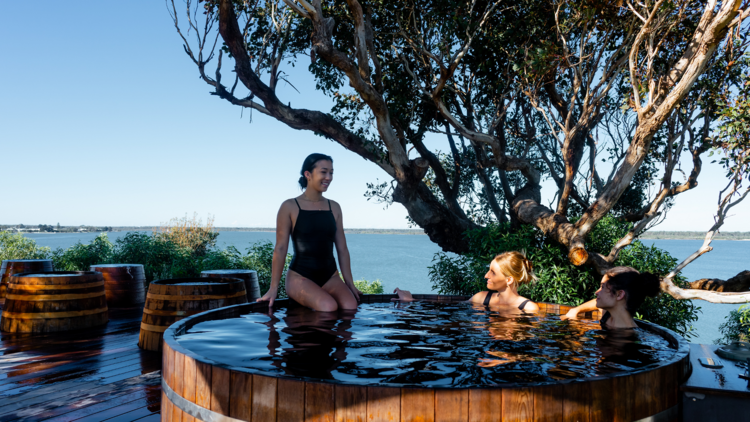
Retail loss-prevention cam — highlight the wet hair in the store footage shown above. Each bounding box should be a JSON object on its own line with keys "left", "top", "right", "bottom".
{"left": 492, "top": 251, "right": 538, "bottom": 285}
{"left": 298, "top": 153, "right": 333, "bottom": 189}
{"left": 604, "top": 266, "right": 661, "bottom": 315}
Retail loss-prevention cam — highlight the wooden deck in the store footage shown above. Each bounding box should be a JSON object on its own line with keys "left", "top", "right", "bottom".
{"left": 0, "top": 301, "right": 162, "bottom": 422}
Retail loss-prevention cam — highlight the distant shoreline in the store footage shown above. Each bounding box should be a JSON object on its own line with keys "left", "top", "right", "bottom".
{"left": 6, "top": 226, "right": 750, "bottom": 239}
{"left": 7, "top": 226, "right": 427, "bottom": 236}
{"left": 208, "top": 227, "right": 428, "bottom": 235}
{"left": 639, "top": 231, "right": 750, "bottom": 240}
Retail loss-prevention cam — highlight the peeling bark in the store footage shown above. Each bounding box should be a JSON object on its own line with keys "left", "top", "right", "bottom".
{"left": 393, "top": 183, "right": 478, "bottom": 252}
{"left": 689, "top": 271, "right": 750, "bottom": 292}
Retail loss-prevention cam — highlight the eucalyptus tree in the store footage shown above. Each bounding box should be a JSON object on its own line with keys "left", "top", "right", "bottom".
{"left": 169, "top": 0, "right": 750, "bottom": 302}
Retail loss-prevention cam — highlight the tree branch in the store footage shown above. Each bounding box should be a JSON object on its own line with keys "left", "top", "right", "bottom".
{"left": 660, "top": 173, "right": 750, "bottom": 303}
{"left": 577, "top": 0, "right": 743, "bottom": 237}
{"left": 216, "top": 0, "right": 393, "bottom": 176}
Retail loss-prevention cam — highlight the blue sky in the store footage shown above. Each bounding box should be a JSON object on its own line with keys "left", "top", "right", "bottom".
{"left": 1, "top": 1, "right": 748, "bottom": 231}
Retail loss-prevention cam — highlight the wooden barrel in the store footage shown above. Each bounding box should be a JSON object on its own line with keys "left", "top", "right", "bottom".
{"left": 161, "top": 297, "right": 690, "bottom": 422}
{"left": 0, "top": 259, "right": 54, "bottom": 299}
{"left": 138, "top": 277, "right": 248, "bottom": 352}
{"left": 0, "top": 271, "right": 108, "bottom": 333}
{"left": 90, "top": 264, "right": 146, "bottom": 308}
{"left": 201, "top": 269, "right": 261, "bottom": 301}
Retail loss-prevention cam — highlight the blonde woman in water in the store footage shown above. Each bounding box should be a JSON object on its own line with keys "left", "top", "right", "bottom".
{"left": 468, "top": 251, "right": 539, "bottom": 312}
{"left": 393, "top": 251, "right": 539, "bottom": 312}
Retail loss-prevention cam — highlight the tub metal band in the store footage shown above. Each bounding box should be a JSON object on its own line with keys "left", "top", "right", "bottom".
{"left": 162, "top": 377, "right": 244, "bottom": 422}
{"left": 633, "top": 403, "right": 679, "bottom": 422}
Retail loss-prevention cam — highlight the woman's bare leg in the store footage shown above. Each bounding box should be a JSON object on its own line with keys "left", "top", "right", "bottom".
{"left": 322, "top": 272, "right": 358, "bottom": 310}
{"left": 285, "top": 270, "right": 339, "bottom": 312}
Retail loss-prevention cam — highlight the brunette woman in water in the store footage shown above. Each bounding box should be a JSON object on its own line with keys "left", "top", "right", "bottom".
{"left": 393, "top": 251, "right": 539, "bottom": 312}
{"left": 257, "top": 153, "right": 361, "bottom": 312}
{"left": 563, "top": 267, "right": 661, "bottom": 329}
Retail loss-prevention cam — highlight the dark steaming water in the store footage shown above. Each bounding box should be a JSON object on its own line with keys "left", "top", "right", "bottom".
{"left": 176, "top": 301, "right": 675, "bottom": 387}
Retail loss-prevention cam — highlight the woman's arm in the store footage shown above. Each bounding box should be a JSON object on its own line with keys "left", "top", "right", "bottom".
{"left": 562, "top": 298, "right": 599, "bottom": 320}
{"left": 391, "top": 288, "right": 416, "bottom": 301}
{"left": 257, "top": 201, "right": 292, "bottom": 307}
{"left": 331, "top": 201, "right": 361, "bottom": 301}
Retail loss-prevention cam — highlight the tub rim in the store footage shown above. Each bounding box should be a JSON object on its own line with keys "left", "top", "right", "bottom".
{"left": 162, "top": 294, "right": 690, "bottom": 390}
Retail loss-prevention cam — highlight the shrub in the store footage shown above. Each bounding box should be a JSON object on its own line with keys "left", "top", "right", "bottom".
{"left": 238, "top": 242, "right": 291, "bottom": 298}
{"left": 428, "top": 215, "right": 699, "bottom": 338}
{"left": 717, "top": 305, "right": 750, "bottom": 344}
{"left": 110, "top": 232, "right": 195, "bottom": 282}
{"left": 354, "top": 279, "right": 384, "bottom": 294}
{"left": 0, "top": 232, "right": 51, "bottom": 261}
{"left": 51, "top": 233, "right": 115, "bottom": 271}
{"left": 201, "top": 242, "right": 291, "bottom": 298}
{"left": 155, "top": 214, "right": 218, "bottom": 256}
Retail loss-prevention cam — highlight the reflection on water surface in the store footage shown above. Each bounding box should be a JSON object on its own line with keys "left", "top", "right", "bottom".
{"left": 177, "top": 301, "right": 675, "bottom": 387}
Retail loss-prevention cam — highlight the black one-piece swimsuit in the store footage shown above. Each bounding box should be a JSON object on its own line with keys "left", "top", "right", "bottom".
{"left": 288, "top": 199, "right": 338, "bottom": 287}
{"left": 483, "top": 291, "right": 531, "bottom": 311}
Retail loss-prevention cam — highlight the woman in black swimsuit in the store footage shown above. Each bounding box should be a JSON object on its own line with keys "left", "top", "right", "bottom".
{"left": 257, "top": 153, "right": 361, "bottom": 312}
{"left": 468, "top": 251, "right": 539, "bottom": 312}
{"left": 562, "top": 267, "right": 661, "bottom": 328}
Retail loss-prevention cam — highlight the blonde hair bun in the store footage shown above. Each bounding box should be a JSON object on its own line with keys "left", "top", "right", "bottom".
{"left": 523, "top": 258, "right": 533, "bottom": 273}
{"left": 492, "top": 251, "right": 538, "bottom": 284}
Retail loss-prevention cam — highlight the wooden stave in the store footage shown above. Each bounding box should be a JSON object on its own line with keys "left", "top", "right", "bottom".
{"left": 161, "top": 297, "right": 689, "bottom": 422}
{"left": 201, "top": 270, "right": 261, "bottom": 301}
{"left": 0, "top": 271, "right": 108, "bottom": 333}
{"left": 138, "top": 277, "right": 248, "bottom": 352}
{"left": 90, "top": 264, "right": 146, "bottom": 308}
{"left": 0, "top": 259, "right": 54, "bottom": 299}
{"left": 105, "top": 288, "right": 147, "bottom": 308}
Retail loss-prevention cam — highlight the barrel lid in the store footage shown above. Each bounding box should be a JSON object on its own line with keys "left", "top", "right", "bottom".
{"left": 152, "top": 277, "right": 244, "bottom": 285}
{"left": 15, "top": 271, "right": 99, "bottom": 277}
{"left": 1, "top": 259, "right": 53, "bottom": 263}
{"left": 90, "top": 264, "right": 144, "bottom": 268}
{"left": 201, "top": 269, "right": 256, "bottom": 274}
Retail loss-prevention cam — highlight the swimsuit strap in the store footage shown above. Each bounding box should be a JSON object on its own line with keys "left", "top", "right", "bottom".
{"left": 483, "top": 291, "right": 493, "bottom": 306}
{"left": 518, "top": 299, "right": 531, "bottom": 311}
{"left": 601, "top": 311, "right": 610, "bottom": 327}
{"left": 327, "top": 199, "right": 332, "bottom": 211}
{"left": 294, "top": 199, "right": 301, "bottom": 210}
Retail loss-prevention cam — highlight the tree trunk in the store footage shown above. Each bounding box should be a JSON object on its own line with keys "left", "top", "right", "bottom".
{"left": 689, "top": 271, "right": 750, "bottom": 292}
{"left": 393, "top": 183, "right": 477, "bottom": 253}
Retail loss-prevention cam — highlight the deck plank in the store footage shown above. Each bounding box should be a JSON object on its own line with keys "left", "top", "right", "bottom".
{"left": 11, "top": 378, "right": 160, "bottom": 421}
{"left": 0, "top": 305, "right": 163, "bottom": 422}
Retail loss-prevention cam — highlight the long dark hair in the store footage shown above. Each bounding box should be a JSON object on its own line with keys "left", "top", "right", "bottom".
{"left": 298, "top": 153, "right": 333, "bottom": 189}
{"left": 604, "top": 266, "right": 661, "bottom": 315}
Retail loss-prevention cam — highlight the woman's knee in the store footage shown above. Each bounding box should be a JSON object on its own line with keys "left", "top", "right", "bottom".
{"left": 317, "top": 296, "right": 339, "bottom": 312}
{"left": 337, "top": 294, "right": 358, "bottom": 310}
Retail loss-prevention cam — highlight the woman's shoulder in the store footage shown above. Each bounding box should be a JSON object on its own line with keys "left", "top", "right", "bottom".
{"left": 327, "top": 199, "right": 344, "bottom": 216}
{"left": 469, "top": 291, "right": 491, "bottom": 303}
{"left": 519, "top": 297, "right": 539, "bottom": 312}
{"left": 279, "top": 198, "right": 300, "bottom": 211}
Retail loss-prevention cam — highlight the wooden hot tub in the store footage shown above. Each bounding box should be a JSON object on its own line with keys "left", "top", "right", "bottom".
{"left": 160, "top": 295, "right": 690, "bottom": 422}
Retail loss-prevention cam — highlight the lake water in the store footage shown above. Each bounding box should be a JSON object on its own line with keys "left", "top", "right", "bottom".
{"left": 21, "top": 232, "right": 749, "bottom": 344}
